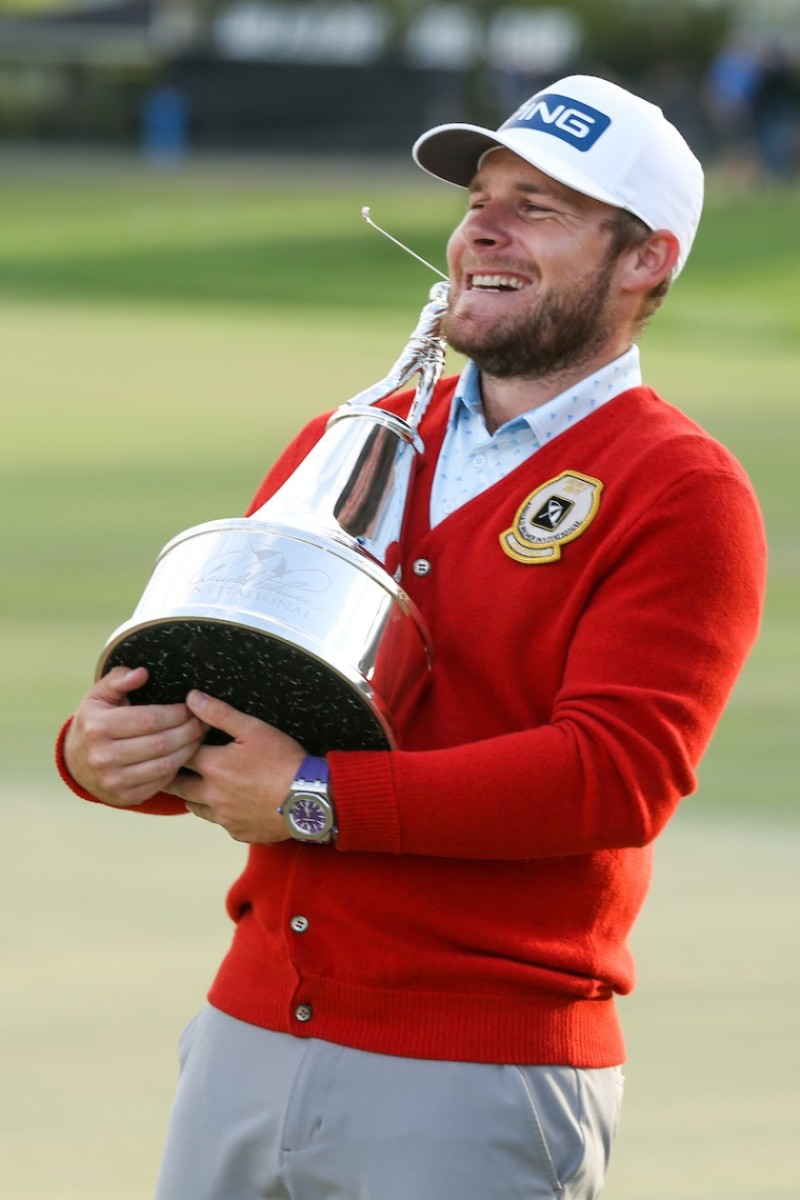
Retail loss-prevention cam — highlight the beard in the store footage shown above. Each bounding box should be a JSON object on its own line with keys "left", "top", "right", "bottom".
{"left": 443, "top": 255, "right": 617, "bottom": 380}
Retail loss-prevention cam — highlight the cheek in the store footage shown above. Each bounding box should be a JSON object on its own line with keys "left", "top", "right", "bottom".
{"left": 445, "top": 226, "right": 467, "bottom": 273}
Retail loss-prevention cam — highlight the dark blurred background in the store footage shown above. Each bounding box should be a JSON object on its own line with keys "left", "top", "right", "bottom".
{"left": 1, "top": 0, "right": 800, "bottom": 180}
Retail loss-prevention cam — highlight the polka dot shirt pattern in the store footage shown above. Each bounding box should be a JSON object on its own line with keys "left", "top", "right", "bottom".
{"left": 429, "top": 347, "right": 641, "bottom": 527}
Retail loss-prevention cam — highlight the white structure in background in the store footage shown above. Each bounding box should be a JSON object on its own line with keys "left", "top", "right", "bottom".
{"left": 213, "top": 2, "right": 388, "bottom": 65}
{"left": 406, "top": 5, "right": 580, "bottom": 73}
{"left": 212, "top": 2, "right": 581, "bottom": 75}
{"left": 403, "top": 4, "right": 481, "bottom": 69}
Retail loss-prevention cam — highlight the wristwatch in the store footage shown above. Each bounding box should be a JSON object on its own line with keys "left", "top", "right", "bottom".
{"left": 280, "top": 756, "right": 337, "bottom": 844}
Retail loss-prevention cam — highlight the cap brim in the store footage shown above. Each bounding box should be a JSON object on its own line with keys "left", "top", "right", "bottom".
{"left": 412, "top": 122, "right": 628, "bottom": 217}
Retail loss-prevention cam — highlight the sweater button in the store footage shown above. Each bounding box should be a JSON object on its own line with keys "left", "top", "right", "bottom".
{"left": 412, "top": 558, "right": 431, "bottom": 577}
{"left": 290, "top": 915, "right": 309, "bottom": 933}
{"left": 295, "top": 1003, "right": 313, "bottom": 1023}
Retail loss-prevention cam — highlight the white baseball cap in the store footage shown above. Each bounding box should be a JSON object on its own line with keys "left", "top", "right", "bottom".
{"left": 412, "top": 74, "right": 704, "bottom": 278}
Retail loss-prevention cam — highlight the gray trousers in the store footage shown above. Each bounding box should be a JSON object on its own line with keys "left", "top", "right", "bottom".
{"left": 154, "top": 1005, "right": 624, "bottom": 1200}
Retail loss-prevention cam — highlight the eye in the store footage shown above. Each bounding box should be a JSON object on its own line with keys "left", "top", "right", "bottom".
{"left": 520, "top": 201, "right": 554, "bottom": 218}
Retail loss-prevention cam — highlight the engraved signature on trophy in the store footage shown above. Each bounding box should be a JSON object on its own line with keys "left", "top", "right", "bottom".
{"left": 189, "top": 546, "right": 331, "bottom": 620}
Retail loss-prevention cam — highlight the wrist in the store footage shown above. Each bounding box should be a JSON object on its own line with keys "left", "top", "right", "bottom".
{"left": 280, "top": 755, "right": 337, "bottom": 844}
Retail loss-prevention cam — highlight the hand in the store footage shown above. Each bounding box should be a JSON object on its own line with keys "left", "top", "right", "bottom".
{"left": 64, "top": 666, "right": 208, "bottom": 808}
{"left": 168, "top": 691, "right": 303, "bottom": 844}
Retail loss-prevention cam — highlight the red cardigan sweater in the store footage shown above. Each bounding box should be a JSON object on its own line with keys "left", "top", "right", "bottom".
{"left": 58, "top": 379, "right": 766, "bottom": 1066}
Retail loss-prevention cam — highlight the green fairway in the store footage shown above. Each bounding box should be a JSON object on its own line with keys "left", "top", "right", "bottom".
{"left": 0, "top": 154, "right": 797, "bottom": 1199}
{"left": 2, "top": 782, "right": 797, "bottom": 1200}
{"left": 1, "top": 153, "right": 796, "bottom": 811}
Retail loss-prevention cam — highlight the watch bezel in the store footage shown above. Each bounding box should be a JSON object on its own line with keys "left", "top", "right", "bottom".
{"left": 282, "top": 781, "right": 337, "bottom": 843}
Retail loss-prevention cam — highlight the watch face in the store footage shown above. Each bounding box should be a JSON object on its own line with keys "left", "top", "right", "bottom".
{"left": 289, "top": 793, "right": 333, "bottom": 839}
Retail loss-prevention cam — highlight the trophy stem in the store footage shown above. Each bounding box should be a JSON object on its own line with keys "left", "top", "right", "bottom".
{"left": 254, "top": 281, "right": 448, "bottom": 565}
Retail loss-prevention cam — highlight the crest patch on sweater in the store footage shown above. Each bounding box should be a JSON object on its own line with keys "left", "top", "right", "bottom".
{"left": 500, "top": 471, "right": 603, "bottom": 563}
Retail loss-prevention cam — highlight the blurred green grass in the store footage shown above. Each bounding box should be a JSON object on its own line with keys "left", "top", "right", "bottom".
{"left": 0, "top": 160, "right": 452, "bottom": 311}
{"left": 0, "top": 153, "right": 797, "bottom": 1200}
{"left": 1, "top": 155, "right": 796, "bottom": 813}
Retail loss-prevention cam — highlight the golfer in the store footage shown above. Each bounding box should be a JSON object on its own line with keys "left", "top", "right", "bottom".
{"left": 58, "top": 75, "right": 766, "bottom": 1199}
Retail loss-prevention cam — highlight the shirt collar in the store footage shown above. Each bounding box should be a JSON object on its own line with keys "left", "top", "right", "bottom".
{"left": 450, "top": 346, "right": 642, "bottom": 443}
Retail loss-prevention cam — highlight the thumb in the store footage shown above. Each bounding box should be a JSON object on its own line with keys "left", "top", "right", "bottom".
{"left": 93, "top": 665, "right": 149, "bottom": 706}
{"left": 185, "top": 690, "right": 248, "bottom": 738}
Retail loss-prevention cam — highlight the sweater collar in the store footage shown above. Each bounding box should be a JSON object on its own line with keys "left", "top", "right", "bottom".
{"left": 449, "top": 347, "right": 642, "bottom": 448}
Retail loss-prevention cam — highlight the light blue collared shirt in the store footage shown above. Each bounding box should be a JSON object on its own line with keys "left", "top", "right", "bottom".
{"left": 429, "top": 347, "right": 642, "bottom": 527}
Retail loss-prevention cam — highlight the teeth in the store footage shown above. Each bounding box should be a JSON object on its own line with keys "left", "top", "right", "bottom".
{"left": 471, "top": 274, "right": 525, "bottom": 291}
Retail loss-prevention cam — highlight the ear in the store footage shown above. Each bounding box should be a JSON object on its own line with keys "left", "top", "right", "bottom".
{"left": 619, "top": 230, "right": 680, "bottom": 294}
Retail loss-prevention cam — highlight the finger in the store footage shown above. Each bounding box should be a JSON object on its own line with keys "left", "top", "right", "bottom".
{"left": 167, "top": 769, "right": 198, "bottom": 804}
{"left": 87, "top": 670, "right": 207, "bottom": 744}
{"left": 92, "top": 665, "right": 149, "bottom": 706}
{"left": 184, "top": 690, "right": 251, "bottom": 740}
{"left": 103, "top": 719, "right": 206, "bottom": 769}
{"left": 184, "top": 800, "right": 218, "bottom": 825}
{"left": 92, "top": 742, "right": 204, "bottom": 803}
{"left": 87, "top": 699, "right": 205, "bottom": 744}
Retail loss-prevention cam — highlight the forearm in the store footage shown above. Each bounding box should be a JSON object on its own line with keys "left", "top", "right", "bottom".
{"left": 330, "top": 713, "right": 688, "bottom": 860}
{"left": 331, "top": 472, "right": 766, "bottom": 861}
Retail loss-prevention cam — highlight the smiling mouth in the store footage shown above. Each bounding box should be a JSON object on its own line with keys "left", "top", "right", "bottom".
{"left": 467, "top": 273, "right": 529, "bottom": 293}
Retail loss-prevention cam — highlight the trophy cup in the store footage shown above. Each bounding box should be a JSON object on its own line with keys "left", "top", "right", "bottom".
{"left": 96, "top": 281, "right": 449, "bottom": 755}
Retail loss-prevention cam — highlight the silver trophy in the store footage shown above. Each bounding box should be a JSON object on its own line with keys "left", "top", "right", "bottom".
{"left": 96, "top": 280, "right": 449, "bottom": 754}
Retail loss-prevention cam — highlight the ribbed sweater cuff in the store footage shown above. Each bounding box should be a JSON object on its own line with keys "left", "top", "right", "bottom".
{"left": 54, "top": 716, "right": 187, "bottom": 817}
{"left": 327, "top": 751, "right": 401, "bottom": 854}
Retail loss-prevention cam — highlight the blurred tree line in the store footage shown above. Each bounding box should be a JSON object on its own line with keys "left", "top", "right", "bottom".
{"left": 174, "top": 0, "right": 731, "bottom": 71}
{"left": 0, "top": 0, "right": 744, "bottom": 151}
{"left": 162, "top": 0, "right": 732, "bottom": 87}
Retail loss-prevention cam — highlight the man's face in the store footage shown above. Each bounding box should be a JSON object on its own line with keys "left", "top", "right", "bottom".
{"left": 444, "top": 149, "right": 624, "bottom": 380}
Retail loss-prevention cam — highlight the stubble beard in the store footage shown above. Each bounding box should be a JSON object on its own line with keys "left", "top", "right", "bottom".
{"left": 443, "top": 258, "right": 617, "bottom": 381}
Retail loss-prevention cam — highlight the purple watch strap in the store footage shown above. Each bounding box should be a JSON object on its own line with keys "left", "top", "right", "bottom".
{"left": 295, "top": 755, "right": 330, "bottom": 788}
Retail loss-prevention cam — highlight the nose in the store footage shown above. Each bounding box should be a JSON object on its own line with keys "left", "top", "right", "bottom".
{"left": 459, "top": 200, "right": 514, "bottom": 249}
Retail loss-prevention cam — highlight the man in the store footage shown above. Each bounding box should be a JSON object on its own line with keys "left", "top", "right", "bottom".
{"left": 57, "top": 76, "right": 766, "bottom": 1199}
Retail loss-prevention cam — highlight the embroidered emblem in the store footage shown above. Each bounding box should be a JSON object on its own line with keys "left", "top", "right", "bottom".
{"left": 500, "top": 471, "right": 604, "bottom": 563}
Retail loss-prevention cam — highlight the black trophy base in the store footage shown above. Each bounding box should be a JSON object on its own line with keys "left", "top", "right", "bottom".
{"left": 100, "top": 619, "right": 391, "bottom": 756}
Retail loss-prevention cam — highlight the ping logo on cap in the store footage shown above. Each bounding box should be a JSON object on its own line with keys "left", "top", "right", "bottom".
{"left": 502, "top": 92, "right": 611, "bottom": 151}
